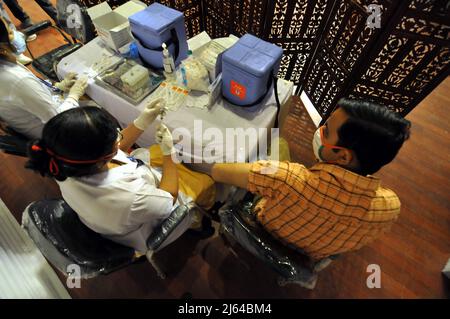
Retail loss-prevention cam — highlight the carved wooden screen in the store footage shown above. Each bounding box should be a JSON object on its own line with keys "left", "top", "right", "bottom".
{"left": 262, "top": 1, "right": 336, "bottom": 89}
{"left": 302, "top": 0, "right": 450, "bottom": 119}
{"left": 302, "top": 0, "right": 400, "bottom": 118}
{"left": 346, "top": 0, "right": 450, "bottom": 116}
{"left": 202, "top": 0, "right": 335, "bottom": 90}
{"left": 77, "top": 0, "right": 450, "bottom": 118}
{"left": 202, "top": 0, "right": 269, "bottom": 38}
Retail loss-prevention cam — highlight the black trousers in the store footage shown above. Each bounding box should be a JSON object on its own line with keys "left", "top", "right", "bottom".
{"left": 4, "top": 0, "right": 57, "bottom": 22}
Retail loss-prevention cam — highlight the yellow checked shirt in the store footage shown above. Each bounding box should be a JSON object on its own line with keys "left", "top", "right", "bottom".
{"left": 247, "top": 161, "right": 400, "bottom": 260}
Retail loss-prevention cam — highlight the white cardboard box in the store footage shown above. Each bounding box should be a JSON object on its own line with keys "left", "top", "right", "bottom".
{"left": 87, "top": 1, "right": 146, "bottom": 51}
{"left": 187, "top": 32, "right": 238, "bottom": 81}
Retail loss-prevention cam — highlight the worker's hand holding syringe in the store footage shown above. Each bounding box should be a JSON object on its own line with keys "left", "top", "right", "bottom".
{"left": 119, "top": 97, "right": 166, "bottom": 152}
{"left": 156, "top": 122, "right": 178, "bottom": 202}
{"left": 133, "top": 97, "right": 166, "bottom": 131}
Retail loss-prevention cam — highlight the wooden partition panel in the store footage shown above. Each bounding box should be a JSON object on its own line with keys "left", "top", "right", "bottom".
{"left": 75, "top": 0, "right": 450, "bottom": 118}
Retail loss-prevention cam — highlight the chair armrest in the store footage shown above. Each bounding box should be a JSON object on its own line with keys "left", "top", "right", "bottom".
{"left": 22, "top": 20, "right": 52, "bottom": 37}
{"left": 146, "top": 203, "right": 195, "bottom": 251}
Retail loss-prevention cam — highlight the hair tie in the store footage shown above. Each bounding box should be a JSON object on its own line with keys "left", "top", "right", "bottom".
{"left": 49, "top": 158, "right": 59, "bottom": 176}
{"left": 31, "top": 145, "right": 43, "bottom": 152}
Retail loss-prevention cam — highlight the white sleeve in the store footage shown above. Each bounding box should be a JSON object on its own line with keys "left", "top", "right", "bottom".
{"left": 14, "top": 77, "right": 78, "bottom": 121}
{"left": 57, "top": 96, "right": 79, "bottom": 113}
{"left": 128, "top": 186, "right": 175, "bottom": 225}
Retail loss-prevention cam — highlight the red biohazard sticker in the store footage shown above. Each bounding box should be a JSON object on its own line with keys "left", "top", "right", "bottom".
{"left": 230, "top": 80, "right": 246, "bottom": 100}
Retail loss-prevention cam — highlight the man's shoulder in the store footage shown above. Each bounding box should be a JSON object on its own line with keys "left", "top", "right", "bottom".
{"left": 375, "top": 186, "right": 400, "bottom": 201}
{"left": 370, "top": 186, "right": 401, "bottom": 219}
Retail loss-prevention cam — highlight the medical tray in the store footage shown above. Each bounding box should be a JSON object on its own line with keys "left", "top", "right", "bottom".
{"left": 95, "top": 59, "right": 163, "bottom": 105}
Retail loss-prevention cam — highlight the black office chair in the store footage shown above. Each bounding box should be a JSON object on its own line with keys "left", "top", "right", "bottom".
{"left": 218, "top": 194, "right": 336, "bottom": 289}
{"left": 22, "top": 198, "right": 195, "bottom": 279}
{"left": 0, "top": 134, "right": 28, "bottom": 157}
{"left": 22, "top": 0, "right": 96, "bottom": 81}
{"left": 0, "top": 120, "right": 29, "bottom": 157}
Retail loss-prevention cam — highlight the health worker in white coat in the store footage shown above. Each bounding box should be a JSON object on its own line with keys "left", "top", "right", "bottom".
{"left": 25, "top": 101, "right": 216, "bottom": 253}
{"left": 0, "top": 16, "right": 87, "bottom": 138}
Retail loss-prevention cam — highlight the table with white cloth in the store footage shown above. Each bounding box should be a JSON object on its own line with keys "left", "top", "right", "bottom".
{"left": 57, "top": 37, "right": 294, "bottom": 163}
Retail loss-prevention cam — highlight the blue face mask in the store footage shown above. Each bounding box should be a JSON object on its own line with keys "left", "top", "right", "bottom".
{"left": 10, "top": 30, "right": 26, "bottom": 55}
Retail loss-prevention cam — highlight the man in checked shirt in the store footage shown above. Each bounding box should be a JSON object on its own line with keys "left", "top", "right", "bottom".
{"left": 189, "top": 98, "right": 411, "bottom": 261}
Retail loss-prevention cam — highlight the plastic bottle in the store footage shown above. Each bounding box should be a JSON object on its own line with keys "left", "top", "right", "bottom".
{"left": 162, "top": 43, "right": 175, "bottom": 80}
{"left": 180, "top": 50, "right": 193, "bottom": 86}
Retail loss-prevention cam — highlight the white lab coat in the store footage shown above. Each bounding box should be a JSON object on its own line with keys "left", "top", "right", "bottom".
{"left": 0, "top": 60, "right": 78, "bottom": 138}
{"left": 57, "top": 149, "right": 194, "bottom": 253}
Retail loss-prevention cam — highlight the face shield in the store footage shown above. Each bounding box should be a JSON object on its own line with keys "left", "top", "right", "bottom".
{"left": 0, "top": 16, "right": 26, "bottom": 55}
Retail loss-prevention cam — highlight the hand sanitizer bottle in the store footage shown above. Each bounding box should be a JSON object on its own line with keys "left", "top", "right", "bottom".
{"left": 162, "top": 43, "right": 175, "bottom": 80}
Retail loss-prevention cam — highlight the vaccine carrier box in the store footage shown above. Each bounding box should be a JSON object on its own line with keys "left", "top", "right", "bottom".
{"left": 129, "top": 3, "right": 188, "bottom": 69}
{"left": 87, "top": 1, "right": 146, "bottom": 51}
{"left": 222, "top": 34, "right": 283, "bottom": 106}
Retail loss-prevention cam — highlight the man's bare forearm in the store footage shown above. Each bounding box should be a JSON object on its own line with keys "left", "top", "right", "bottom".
{"left": 159, "top": 155, "right": 178, "bottom": 202}
{"left": 211, "top": 163, "right": 252, "bottom": 189}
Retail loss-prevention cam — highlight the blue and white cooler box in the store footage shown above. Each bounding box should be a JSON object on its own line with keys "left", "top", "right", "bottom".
{"left": 129, "top": 3, "right": 188, "bottom": 69}
{"left": 222, "top": 34, "right": 283, "bottom": 106}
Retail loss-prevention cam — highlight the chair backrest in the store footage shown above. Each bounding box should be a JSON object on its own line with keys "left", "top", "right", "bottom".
{"left": 0, "top": 134, "right": 28, "bottom": 157}
{"left": 22, "top": 199, "right": 135, "bottom": 279}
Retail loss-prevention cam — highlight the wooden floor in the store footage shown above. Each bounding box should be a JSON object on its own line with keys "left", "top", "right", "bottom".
{"left": 1, "top": 1, "right": 449, "bottom": 298}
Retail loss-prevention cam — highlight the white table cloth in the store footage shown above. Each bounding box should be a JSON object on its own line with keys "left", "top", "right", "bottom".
{"left": 57, "top": 37, "right": 293, "bottom": 162}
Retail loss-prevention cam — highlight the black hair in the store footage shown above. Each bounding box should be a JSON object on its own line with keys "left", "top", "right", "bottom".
{"left": 0, "top": 17, "right": 9, "bottom": 43}
{"left": 0, "top": 17, "right": 11, "bottom": 49}
{"left": 336, "top": 98, "right": 411, "bottom": 176}
{"left": 25, "top": 107, "right": 119, "bottom": 181}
